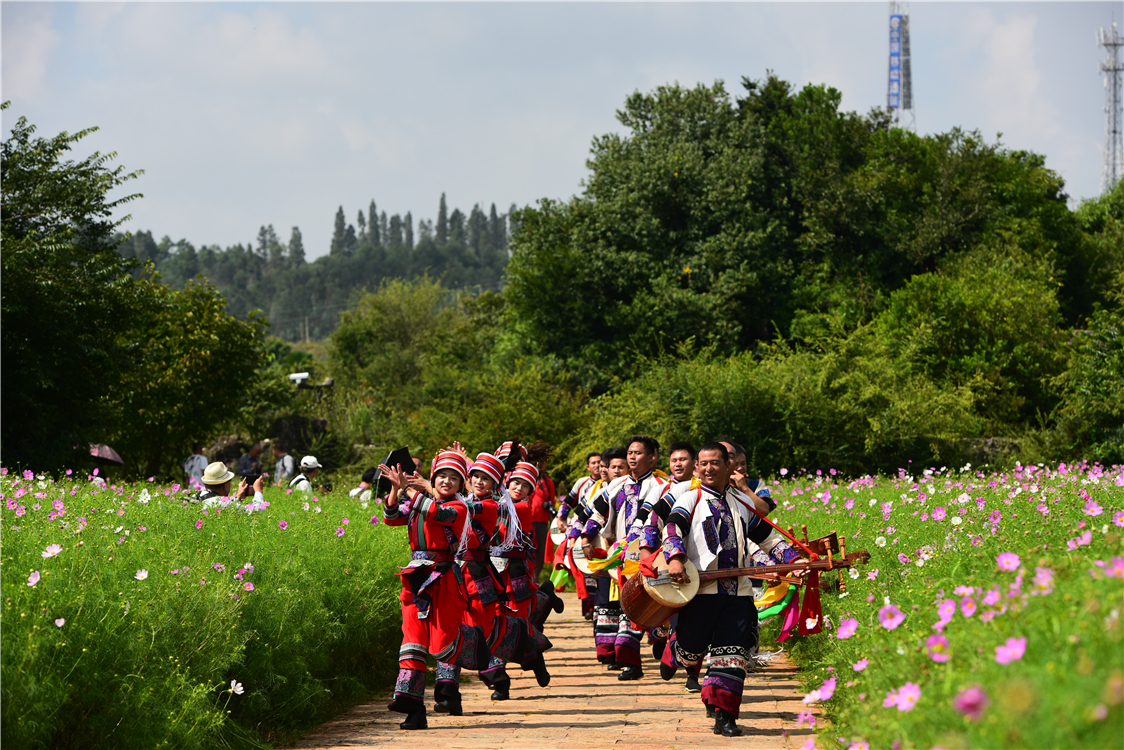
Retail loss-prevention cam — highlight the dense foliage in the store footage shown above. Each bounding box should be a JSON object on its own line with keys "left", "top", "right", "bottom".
{"left": 766, "top": 462, "right": 1123, "bottom": 750}
{"left": 1, "top": 471, "right": 407, "bottom": 749}
{"left": 117, "top": 194, "right": 512, "bottom": 341}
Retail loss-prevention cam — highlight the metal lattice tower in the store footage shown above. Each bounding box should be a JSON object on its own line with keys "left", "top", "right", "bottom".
{"left": 1099, "top": 21, "right": 1124, "bottom": 194}
{"left": 888, "top": 1, "right": 915, "bottom": 131}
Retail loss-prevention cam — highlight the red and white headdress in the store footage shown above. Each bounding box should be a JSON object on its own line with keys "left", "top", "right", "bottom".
{"left": 495, "top": 441, "right": 528, "bottom": 463}
{"left": 470, "top": 453, "right": 505, "bottom": 485}
{"left": 431, "top": 450, "right": 468, "bottom": 482}
{"left": 509, "top": 461, "right": 539, "bottom": 487}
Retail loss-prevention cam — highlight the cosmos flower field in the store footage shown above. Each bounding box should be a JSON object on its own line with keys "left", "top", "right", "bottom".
{"left": 765, "top": 462, "right": 1124, "bottom": 750}
{"left": 1, "top": 469, "right": 410, "bottom": 749}
{"left": 2, "top": 462, "right": 1122, "bottom": 749}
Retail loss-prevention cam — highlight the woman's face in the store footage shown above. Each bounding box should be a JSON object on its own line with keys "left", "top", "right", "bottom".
{"left": 433, "top": 469, "right": 463, "bottom": 498}
{"left": 507, "top": 478, "right": 534, "bottom": 502}
{"left": 470, "top": 471, "right": 496, "bottom": 497}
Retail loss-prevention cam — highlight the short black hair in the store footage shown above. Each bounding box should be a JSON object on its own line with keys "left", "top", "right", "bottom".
{"left": 697, "top": 441, "right": 730, "bottom": 463}
{"left": 602, "top": 446, "right": 627, "bottom": 463}
{"left": 628, "top": 434, "right": 660, "bottom": 456}
{"left": 730, "top": 441, "right": 746, "bottom": 458}
{"left": 667, "top": 441, "right": 697, "bottom": 460}
{"left": 192, "top": 442, "right": 203, "bottom": 452}
{"left": 361, "top": 467, "right": 377, "bottom": 483}
{"left": 586, "top": 451, "right": 602, "bottom": 463}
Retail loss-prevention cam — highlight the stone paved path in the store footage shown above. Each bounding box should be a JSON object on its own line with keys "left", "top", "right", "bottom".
{"left": 287, "top": 592, "right": 819, "bottom": 749}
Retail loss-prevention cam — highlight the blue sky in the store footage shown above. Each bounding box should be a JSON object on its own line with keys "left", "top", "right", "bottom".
{"left": 2, "top": 2, "right": 1118, "bottom": 260}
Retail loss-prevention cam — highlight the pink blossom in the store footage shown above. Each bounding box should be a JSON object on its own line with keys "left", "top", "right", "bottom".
{"left": 802, "top": 676, "right": 837, "bottom": 704}
{"left": 937, "top": 598, "right": 956, "bottom": 621}
{"left": 27, "top": 570, "right": 40, "bottom": 586}
{"left": 925, "top": 634, "right": 950, "bottom": 662}
{"left": 796, "top": 709, "right": 816, "bottom": 727}
{"left": 243, "top": 582, "right": 254, "bottom": 591}
{"left": 1031, "top": 567, "right": 1055, "bottom": 594}
{"left": 983, "top": 589, "right": 1001, "bottom": 606}
{"left": 54, "top": 618, "right": 65, "bottom": 627}
{"left": 847, "top": 741, "right": 870, "bottom": 750}
{"left": 1106, "top": 557, "right": 1124, "bottom": 579}
{"left": 1113, "top": 510, "right": 1124, "bottom": 527}
{"left": 852, "top": 659, "right": 868, "bottom": 671}
{"left": 932, "top": 506, "right": 946, "bottom": 521}
{"left": 953, "top": 685, "right": 989, "bottom": 721}
{"left": 336, "top": 527, "right": 345, "bottom": 537}
{"left": 953, "top": 585, "right": 974, "bottom": 596}
{"left": 897, "top": 553, "right": 911, "bottom": 564}
{"left": 41, "top": 544, "right": 62, "bottom": 558}
{"left": 370, "top": 515, "right": 380, "bottom": 525}
{"left": 341, "top": 517, "right": 350, "bottom": 525}
{"left": 194, "top": 520, "right": 203, "bottom": 530}
{"left": 895, "top": 682, "right": 921, "bottom": 711}
{"left": 867, "top": 569, "right": 879, "bottom": 580}
{"left": 278, "top": 520, "right": 288, "bottom": 530}
{"left": 878, "top": 604, "right": 906, "bottom": 630}
{"left": 1083, "top": 499, "right": 1103, "bottom": 517}
{"left": 995, "top": 636, "right": 1027, "bottom": 664}
{"left": 960, "top": 597, "right": 977, "bottom": 617}
{"left": 996, "top": 552, "right": 1020, "bottom": 571}
{"left": 1068, "top": 530, "right": 1093, "bottom": 550}
{"left": 836, "top": 618, "right": 858, "bottom": 639}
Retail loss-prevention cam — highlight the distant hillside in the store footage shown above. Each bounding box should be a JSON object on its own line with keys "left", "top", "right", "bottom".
{"left": 116, "top": 194, "right": 512, "bottom": 340}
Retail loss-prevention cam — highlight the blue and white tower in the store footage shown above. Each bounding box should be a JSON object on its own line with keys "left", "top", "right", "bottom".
{"left": 888, "top": 1, "right": 915, "bottom": 131}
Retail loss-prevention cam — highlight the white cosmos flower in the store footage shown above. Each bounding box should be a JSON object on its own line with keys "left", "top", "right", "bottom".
{"left": 849, "top": 568, "right": 860, "bottom": 579}
{"left": 231, "top": 679, "right": 244, "bottom": 695}
{"left": 951, "top": 516, "right": 963, "bottom": 526}
{"left": 875, "top": 536, "right": 887, "bottom": 547}
{"left": 135, "top": 569, "right": 148, "bottom": 581}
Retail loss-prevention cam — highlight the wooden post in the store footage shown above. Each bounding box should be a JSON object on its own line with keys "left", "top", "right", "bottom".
{"left": 838, "top": 536, "right": 848, "bottom": 591}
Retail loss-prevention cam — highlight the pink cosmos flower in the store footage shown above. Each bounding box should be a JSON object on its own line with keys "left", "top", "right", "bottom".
{"left": 796, "top": 709, "right": 816, "bottom": 727}
{"left": 895, "top": 682, "right": 921, "bottom": 711}
{"left": 243, "top": 582, "right": 254, "bottom": 591}
{"left": 55, "top": 618, "right": 65, "bottom": 627}
{"left": 844, "top": 498, "right": 854, "bottom": 510}
{"left": 802, "top": 676, "right": 836, "bottom": 704}
{"left": 853, "top": 659, "right": 869, "bottom": 671}
{"left": 341, "top": 517, "right": 350, "bottom": 525}
{"left": 932, "top": 507, "right": 947, "bottom": 521}
{"left": 1037, "top": 503, "right": 1050, "bottom": 516}
{"left": 370, "top": 515, "right": 380, "bottom": 525}
{"left": 1113, "top": 510, "right": 1124, "bottom": 527}
{"left": 27, "top": 570, "right": 40, "bottom": 586}
{"left": 837, "top": 618, "right": 858, "bottom": 639}
{"left": 1084, "top": 499, "right": 1103, "bottom": 517}
{"left": 1031, "top": 567, "right": 1055, "bottom": 594}
{"left": 953, "top": 684, "right": 989, "bottom": 721}
{"left": 925, "top": 634, "right": 950, "bottom": 662}
{"left": 336, "top": 527, "right": 345, "bottom": 537}
{"left": 867, "top": 569, "right": 879, "bottom": 580}
{"left": 194, "top": 520, "right": 203, "bottom": 530}
{"left": 1106, "top": 557, "right": 1124, "bottom": 579}
{"left": 937, "top": 598, "right": 956, "bottom": 621}
{"left": 847, "top": 741, "right": 870, "bottom": 750}
{"left": 996, "top": 552, "right": 1020, "bottom": 571}
{"left": 1068, "top": 530, "right": 1093, "bottom": 550}
{"left": 42, "top": 544, "right": 62, "bottom": 558}
{"left": 898, "top": 553, "right": 911, "bottom": 564}
{"left": 989, "top": 510, "right": 1002, "bottom": 524}
{"left": 878, "top": 604, "right": 906, "bottom": 630}
{"left": 995, "top": 636, "right": 1027, "bottom": 664}
{"left": 278, "top": 520, "right": 288, "bottom": 530}
{"left": 953, "top": 585, "right": 974, "bottom": 596}
{"left": 983, "top": 589, "right": 1001, "bottom": 606}
{"left": 960, "top": 597, "right": 977, "bottom": 617}
{"left": 135, "top": 569, "right": 148, "bottom": 581}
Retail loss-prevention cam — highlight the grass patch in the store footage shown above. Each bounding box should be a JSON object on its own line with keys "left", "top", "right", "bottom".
{"left": 1, "top": 470, "right": 408, "bottom": 749}
{"left": 760, "top": 463, "right": 1124, "bottom": 750}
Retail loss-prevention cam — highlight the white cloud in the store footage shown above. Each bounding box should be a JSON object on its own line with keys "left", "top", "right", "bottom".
{"left": 1, "top": 4, "right": 61, "bottom": 102}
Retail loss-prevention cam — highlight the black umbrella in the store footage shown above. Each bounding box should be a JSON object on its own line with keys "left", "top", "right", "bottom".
{"left": 89, "top": 443, "right": 124, "bottom": 466}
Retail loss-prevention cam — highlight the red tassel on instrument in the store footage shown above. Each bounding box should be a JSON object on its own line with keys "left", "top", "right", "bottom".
{"left": 796, "top": 571, "right": 823, "bottom": 635}
{"left": 776, "top": 585, "right": 802, "bottom": 642}
{"left": 639, "top": 549, "right": 661, "bottom": 579}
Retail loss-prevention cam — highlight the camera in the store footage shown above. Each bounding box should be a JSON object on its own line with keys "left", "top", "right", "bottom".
{"left": 288, "top": 372, "right": 310, "bottom": 384}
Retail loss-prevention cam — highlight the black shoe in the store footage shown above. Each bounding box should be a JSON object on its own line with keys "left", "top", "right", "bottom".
{"left": 388, "top": 696, "right": 421, "bottom": 714}
{"left": 713, "top": 708, "right": 742, "bottom": 737}
{"left": 583, "top": 610, "right": 594, "bottom": 621}
{"left": 606, "top": 661, "right": 624, "bottom": 671}
{"left": 399, "top": 707, "right": 428, "bottom": 730}
{"left": 617, "top": 665, "right": 643, "bottom": 681}
{"left": 531, "top": 655, "right": 551, "bottom": 687}
{"left": 651, "top": 640, "right": 666, "bottom": 660}
{"left": 685, "top": 674, "right": 701, "bottom": 693}
{"left": 434, "top": 693, "right": 462, "bottom": 716}
{"left": 434, "top": 700, "right": 450, "bottom": 713}
{"left": 660, "top": 662, "right": 677, "bottom": 681}
{"left": 706, "top": 704, "right": 715, "bottom": 719}
{"left": 490, "top": 674, "right": 511, "bottom": 701}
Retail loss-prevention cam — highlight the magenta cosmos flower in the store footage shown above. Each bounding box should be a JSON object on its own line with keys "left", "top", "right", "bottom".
{"left": 925, "top": 634, "right": 950, "bottom": 662}
{"left": 336, "top": 527, "right": 345, "bottom": 537}
{"left": 194, "top": 520, "right": 203, "bottom": 530}
{"left": 852, "top": 658, "right": 869, "bottom": 671}
{"left": 995, "top": 636, "right": 1027, "bottom": 664}
{"left": 932, "top": 506, "right": 947, "bottom": 521}
{"left": 996, "top": 552, "right": 1020, "bottom": 571}
{"left": 278, "top": 520, "right": 288, "bottom": 530}
{"left": 836, "top": 618, "right": 859, "bottom": 639}
{"left": 243, "top": 582, "right": 254, "bottom": 591}
{"left": 884, "top": 682, "right": 921, "bottom": 711}
{"left": 878, "top": 604, "right": 906, "bottom": 630}
{"left": 953, "top": 684, "right": 990, "bottom": 720}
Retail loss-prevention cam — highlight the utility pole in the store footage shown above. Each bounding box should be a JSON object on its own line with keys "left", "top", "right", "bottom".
{"left": 1099, "top": 21, "right": 1124, "bottom": 193}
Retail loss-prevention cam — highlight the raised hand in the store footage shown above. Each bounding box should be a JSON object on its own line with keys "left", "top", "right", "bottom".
{"left": 378, "top": 463, "right": 404, "bottom": 490}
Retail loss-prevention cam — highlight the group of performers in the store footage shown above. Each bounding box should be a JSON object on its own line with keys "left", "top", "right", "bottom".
{"left": 382, "top": 435, "right": 809, "bottom": 738}
{"left": 555, "top": 436, "right": 809, "bottom": 737}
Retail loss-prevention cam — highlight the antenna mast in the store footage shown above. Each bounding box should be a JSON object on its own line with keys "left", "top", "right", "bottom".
{"left": 888, "top": 1, "right": 915, "bottom": 131}
{"left": 1099, "top": 21, "right": 1124, "bottom": 193}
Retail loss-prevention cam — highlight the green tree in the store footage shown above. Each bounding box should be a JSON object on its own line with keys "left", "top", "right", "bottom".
{"left": 436, "top": 193, "right": 448, "bottom": 242}
{"left": 330, "top": 205, "right": 347, "bottom": 255}
{"left": 289, "top": 226, "right": 305, "bottom": 265}
{"left": 1, "top": 104, "right": 144, "bottom": 470}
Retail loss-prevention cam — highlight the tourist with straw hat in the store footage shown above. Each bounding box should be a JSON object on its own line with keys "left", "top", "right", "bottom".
{"left": 193, "top": 461, "right": 265, "bottom": 505}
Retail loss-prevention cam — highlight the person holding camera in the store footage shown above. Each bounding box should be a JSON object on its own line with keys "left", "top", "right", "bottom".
{"left": 194, "top": 461, "right": 265, "bottom": 504}
{"left": 272, "top": 442, "right": 296, "bottom": 486}
{"left": 237, "top": 442, "right": 263, "bottom": 477}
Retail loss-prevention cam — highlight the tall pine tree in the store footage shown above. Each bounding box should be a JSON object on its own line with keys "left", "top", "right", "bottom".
{"left": 289, "top": 226, "right": 305, "bottom": 265}
{"left": 437, "top": 193, "right": 448, "bottom": 243}
{"left": 368, "top": 200, "right": 380, "bottom": 247}
{"left": 330, "top": 206, "right": 347, "bottom": 255}
{"left": 404, "top": 211, "right": 414, "bottom": 249}
{"left": 357, "top": 210, "right": 367, "bottom": 242}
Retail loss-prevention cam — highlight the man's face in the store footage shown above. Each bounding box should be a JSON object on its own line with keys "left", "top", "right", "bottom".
{"left": 627, "top": 442, "right": 657, "bottom": 477}
{"left": 669, "top": 450, "right": 695, "bottom": 482}
{"left": 272, "top": 446, "right": 282, "bottom": 458}
{"left": 697, "top": 449, "right": 732, "bottom": 490}
{"left": 607, "top": 458, "right": 629, "bottom": 479}
{"left": 587, "top": 455, "right": 603, "bottom": 480}
{"left": 733, "top": 453, "right": 748, "bottom": 475}
{"left": 307, "top": 467, "right": 318, "bottom": 478}
{"left": 250, "top": 444, "right": 262, "bottom": 458}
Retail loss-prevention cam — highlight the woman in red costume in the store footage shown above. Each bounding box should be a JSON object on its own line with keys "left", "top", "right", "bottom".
{"left": 381, "top": 450, "right": 491, "bottom": 730}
